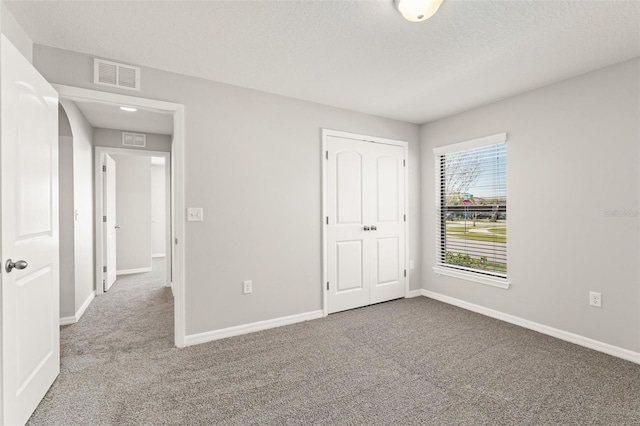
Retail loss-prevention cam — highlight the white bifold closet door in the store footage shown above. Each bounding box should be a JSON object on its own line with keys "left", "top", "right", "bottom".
{"left": 326, "top": 135, "right": 405, "bottom": 314}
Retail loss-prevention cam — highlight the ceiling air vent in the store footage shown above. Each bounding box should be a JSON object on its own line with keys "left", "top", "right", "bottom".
{"left": 94, "top": 59, "right": 140, "bottom": 91}
{"left": 122, "top": 132, "right": 146, "bottom": 148}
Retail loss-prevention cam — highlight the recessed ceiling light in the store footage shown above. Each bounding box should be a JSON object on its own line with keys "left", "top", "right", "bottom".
{"left": 120, "top": 106, "right": 138, "bottom": 112}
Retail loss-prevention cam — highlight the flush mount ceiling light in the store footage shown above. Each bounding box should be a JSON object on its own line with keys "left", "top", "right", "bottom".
{"left": 394, "top": 0, "right": 444, "bottom": 22}
{"left": 119, "top": 106, "right": 137, "bottom": 112}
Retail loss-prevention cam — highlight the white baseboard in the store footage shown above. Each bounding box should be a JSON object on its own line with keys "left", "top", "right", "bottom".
{"left": 117, "top": 267, "right": 152, "bottom": 275}
{"left": 407, "top": 289, "right": 423, "bottom": 298}
{"left": 76, "top": 291, "right": 95, "bottom": 321}
{"left": 59, "top": 291, "right": 95, "bottom": 326}
{"left": 152, "top": 254, "right": 166, "bottom": 258}
{"left": 421, "top": 289, "right": 640, "bottom": 365}
{"left": 59, "top": 315, "right": 76, "bottom": 326}
{"left": 184, "top": 310, "right": 324, "bottom": 347}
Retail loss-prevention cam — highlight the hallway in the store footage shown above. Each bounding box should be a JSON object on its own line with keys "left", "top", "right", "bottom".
{"left": 28, "top": 258, "right": 173, "bottom": 424}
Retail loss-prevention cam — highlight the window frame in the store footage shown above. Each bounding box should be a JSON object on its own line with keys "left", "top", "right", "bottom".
{"left": 432, "top": 133, "right": 510, "bottom": 290}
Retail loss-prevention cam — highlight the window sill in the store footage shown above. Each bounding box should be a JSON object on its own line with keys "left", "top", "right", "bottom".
{"left": 432, "top": 266, "right": 510, "bottom": 290}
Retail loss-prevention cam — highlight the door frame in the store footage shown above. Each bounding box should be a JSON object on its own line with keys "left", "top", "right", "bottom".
{"left": 95, "top": 147, "right": 170, "bottom": 286}
{"left": 321, "top": 128, "right": 410, "bottom": 316}
{"left": 103, "top": 152, "right": 117, "bottom": 291}
{"left": 53, "top": 84, "right": 187, "bottom": 348}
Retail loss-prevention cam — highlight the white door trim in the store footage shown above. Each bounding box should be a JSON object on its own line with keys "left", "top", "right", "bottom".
{"left": 53, "top": 84, "right": 187, "bottom": 348}
{"left": 103, "top": 153, "right": 117, "bottom": 291}
{"left": 321, "top": 129, "right": 410, "bottom": 317}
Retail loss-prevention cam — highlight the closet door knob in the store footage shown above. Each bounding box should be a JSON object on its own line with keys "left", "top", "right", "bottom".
{"left": 363, "top": 226, "right": 371, "bottom": 231}
{"left": 371, "top": 225, "right": 377, "bottom": 231}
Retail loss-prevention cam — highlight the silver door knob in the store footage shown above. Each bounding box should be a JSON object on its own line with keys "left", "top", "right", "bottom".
{"left": 5, "top": 259, "right": 28, "bottom": 273}
{"left": 371, "top": 225, "right": 377, "bottom": 231}
{"left": 115, "top": 226, "right": 120, "bottom": 229}
{"left": 363, "top": 226, "right": 371, "bottom": 231}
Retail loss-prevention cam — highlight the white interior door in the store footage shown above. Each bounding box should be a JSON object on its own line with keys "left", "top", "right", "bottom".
{"left": 1, "top": 35, "right": 60, "bottom": 426}
{"left": 104, "top": 154, "right": 117, "bottom": 291}
{"left": 369, "top": 143, "right": 406, "bottom": 304}
{"left": 326, "top": 137, "right": 372, "bottom": 313}
{"left": 326, "top": 135, "right": 406, "bottom": 314}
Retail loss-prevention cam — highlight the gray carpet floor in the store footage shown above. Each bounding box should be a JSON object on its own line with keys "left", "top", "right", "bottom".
{"left": 28, "top": 260, "right": 640, "bottom": 425}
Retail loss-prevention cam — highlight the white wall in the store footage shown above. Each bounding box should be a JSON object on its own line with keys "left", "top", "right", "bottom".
{"left": 71, "top": 104, "right": 95, "bottom": 310}
{"left": 59, "top": 99, "right": 95, "bottom": 316}
{"left": 421, "top": 58, "right": 640, "bottom": 352}
{"left": 58, "top": 105, "right": 75, "bottom": 318}
{"left": 112, "top": 155, "right": 152, "bottom": 273}
{"left": 94, "top": 128, "right": 171, "bottom": 152}
{"left": 0, "top": 2, "right": 31, "bottom": 62}
{"left": 151, "top": 163, "right": 166, "bottom": 257}
{"left": 33, "top": 44, "right": 421, "bottom": 336}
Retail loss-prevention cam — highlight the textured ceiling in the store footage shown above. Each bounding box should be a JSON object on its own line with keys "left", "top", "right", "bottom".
{"left": 6, "top": 0, "right": 640, "bottom": 124}
{"left": 74, "top": 100, "right": 174, "bottom": 135}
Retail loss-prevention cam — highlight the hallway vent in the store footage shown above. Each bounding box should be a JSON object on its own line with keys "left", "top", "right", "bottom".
{"left": 122, "top": 132, "right": 146, "bottom": 148}
{"left": 94, "top": 59, "right": 141, "bottom": 91}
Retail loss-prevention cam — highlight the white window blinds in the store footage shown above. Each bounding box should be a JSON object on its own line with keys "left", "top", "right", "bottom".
{"left": 434, "top": 133, "right": 507, "bottom": 279}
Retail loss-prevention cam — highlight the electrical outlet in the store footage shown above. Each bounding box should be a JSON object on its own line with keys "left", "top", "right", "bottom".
{"left": 589, "top": 291, "right": 602, "bottom": 308}
{"left": 243, "top": 280, "right": 252, "bottom": 294}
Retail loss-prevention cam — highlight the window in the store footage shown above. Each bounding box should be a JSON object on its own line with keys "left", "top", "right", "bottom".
{"left": 433, "top": 133, "right": 508, "bottom": 289}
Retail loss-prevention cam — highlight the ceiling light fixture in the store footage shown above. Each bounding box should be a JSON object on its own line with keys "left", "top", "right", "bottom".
{"left": 394, "top": 0, "right": 444, "bottom": 23}
{"left": 120, "top": 106, "right": 137, "bottom": 112}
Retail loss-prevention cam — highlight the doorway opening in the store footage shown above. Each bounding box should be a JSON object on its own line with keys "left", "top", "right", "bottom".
{"left": 99, "top": 149, "right": 171, "bottom": 292}
{"left": 56, "top": 85, "right": 186, "bottom": 347}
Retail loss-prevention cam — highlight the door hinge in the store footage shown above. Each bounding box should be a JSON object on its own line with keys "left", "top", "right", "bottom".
{"left": 102, "top": 279, "right": 105, "bottom": 286}
{"left": 326, "top": 216, "right": 328, "bottom": 225}
{"left": 103, "top": 266, "right": 107, "bottom": 273}
{"left": 325, "top": 151, "right": 328, "bottom": 160}
{"left": 102, "top": 165, "right": 107, "bottom": 172}
{"left": 404, "top": 269, "right": 407, "bottom": 277}
{"left": 404, "top": 214, "right": 406, "bottom": 222}
{"left": 403, "top": 159, "right": 406, "bottom": 167}
{"left": 175, "top": 238, "right": 178, "bottom": 245}
{"left": 103, "top": 216, "right": 107, "bottom": 222}
{"left": 326, "top": 282, "right": 329, "bottom": 291}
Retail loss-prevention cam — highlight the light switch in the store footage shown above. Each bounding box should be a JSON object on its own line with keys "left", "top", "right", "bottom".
{"left": 187, "top": 207, "right": 203, "bottom": 222}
